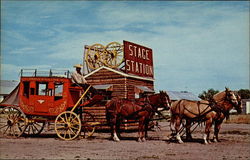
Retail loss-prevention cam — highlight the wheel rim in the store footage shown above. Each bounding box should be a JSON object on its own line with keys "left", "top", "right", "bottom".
{"left": 85, "top": 44, "right": 106, "bottom": 70}
{"left": 55, "top": 111, "right": 81, "bottom": 140}
{"left": 0, "top": 106, "right": 26, "bottom": 138}
{"left": 104, "top": 42, "right": 124, "bottom": 68}
{"left": 82, "top": 111, "right": 96, "bottom": 138}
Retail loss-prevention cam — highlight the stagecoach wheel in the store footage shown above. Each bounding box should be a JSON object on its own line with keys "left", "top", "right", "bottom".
{"left": 81, "top": 111, "right": 96, "bottom": 138}
{"left": 21, "top": 118, "right": 45, "bottom": 136}
{"left": 55, "top": 111, "right": 81, "bottom": 141}
{"left": 85, "top": 43, "right": 106, "bottom": 70}
{"left": 104, "top": 42, "right": 124, "bottom": 68}
{"left": 0, "top": 106, "right": 27, "bottom": 138}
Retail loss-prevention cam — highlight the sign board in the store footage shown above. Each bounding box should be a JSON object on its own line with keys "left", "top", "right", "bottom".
{"left": 123, "top": 40, "right": 154, "bottom": 78}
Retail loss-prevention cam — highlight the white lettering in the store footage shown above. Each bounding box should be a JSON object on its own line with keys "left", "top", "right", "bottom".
{"left": 129, "top": 45, "right": 133, "bottom": 56}
{"left": 135, "top": 62, "right": 139, "bottom": 73}
{"left": 146, "top": 50, "right": 149, "bottom": 60}
{"left": 139, "top": 63, "right": 143, "bottom": 74}
{"left": 133, "top": 46, "right": 137, "bottom": 57}
{"left": 131, "top": 60, "right": 134, "bottom": 72}
{"left": 126, "top": 60, "right": 131, "bottom": 71}
{"left": 138, "top": 48, "right": 141, "bottom": 58}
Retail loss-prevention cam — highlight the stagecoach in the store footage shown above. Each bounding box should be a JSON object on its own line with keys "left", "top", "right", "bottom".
{"left": 0, "top": 69, "right": 103, "bottom": 140}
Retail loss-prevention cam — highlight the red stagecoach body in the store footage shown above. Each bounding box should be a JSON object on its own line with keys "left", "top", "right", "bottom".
{"left": 19, "top": 76, "right": 82, "bottom": 117}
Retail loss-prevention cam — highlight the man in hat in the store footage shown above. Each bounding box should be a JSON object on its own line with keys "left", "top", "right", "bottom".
{"left": 71, "top": 64, "right": 87, "bottom": 85}
{"left": 71, "top": 64, "right": 98, "bottom": 98}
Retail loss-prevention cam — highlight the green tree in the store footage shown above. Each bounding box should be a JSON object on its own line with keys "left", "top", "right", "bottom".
{"left": 237, "top": 89, "right": 250, "bottom": 99}
{"left": 198, "top": 88, "right": 219, "bottom": 101}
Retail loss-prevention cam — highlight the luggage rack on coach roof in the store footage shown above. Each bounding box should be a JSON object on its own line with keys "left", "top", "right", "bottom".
{"left": 20, "top": 69, "right": 70, "bottom": 78}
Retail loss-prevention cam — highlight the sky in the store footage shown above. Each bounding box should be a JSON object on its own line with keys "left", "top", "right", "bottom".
{"left": 1, "top": 1, "right": 249, "bottom": 95}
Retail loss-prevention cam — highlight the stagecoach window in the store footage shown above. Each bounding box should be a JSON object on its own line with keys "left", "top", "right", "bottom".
{"left": 23, "top": 81, "right": 29, "bottom": 98}
{"left": 54, "top": 82, "right": 63, "bottom": 100}
{"left": 37, "top": 82, "right": 49, "bottom": 96}
{"left": 37, "top": 82, "right": 48, "bottom": 96}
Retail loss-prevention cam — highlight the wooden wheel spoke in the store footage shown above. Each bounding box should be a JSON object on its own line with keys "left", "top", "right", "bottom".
{"left": 71, "top": 126, "right": 80, "bottom": 131}
{"left": 3, "top": 126, "right": 10, "bottom": 135}
{"left": 68, "top": 130, "right": 72, "bottom": 139}
{"left": 63, "top": 130, "right": 67, "bottom": 139}
{"left": 56, "top": 126, "right": 66, "bottom": 130}
{"left": 31, "top": 125, "right": 36, "bottom": 134}
{"left": 11, "top": 126, "right": 16, "bottom": 136}
{"left": 0, "top": 124, "right": 8, "bottom": 130}
{"left": 69, "top": 128, "right": 77, "bottom": 135}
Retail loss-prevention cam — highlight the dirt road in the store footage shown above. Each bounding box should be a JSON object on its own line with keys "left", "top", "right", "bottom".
{"left": 0, "top": 122, "right": 249, "bottom": 160}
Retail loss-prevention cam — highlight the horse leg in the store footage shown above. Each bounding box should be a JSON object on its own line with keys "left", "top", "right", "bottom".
{"left": 116, "top": 117, "right": 122, "bottom": 139}
{"left": 213, "top": 120, "right": 223, "bottom": 142}
{"left": 186, "top": 119, "right": 193, "bottom": 141}
{"left": 175, "top": 116, "right": 183, "bottom": 144}
{"left": 110, "top": 115, "right": 120, "bottom": 142}
{"left": 138, "top": 118, "right": 145, "bottom": 142}
{"left": 170, "top": 115, "right": 176, "bottom": 136}
{"left": 144, "top": 119, "right": 150, "bottom": 140}
{"left": 203, "top": 119, "right": 213, "bottom": 144}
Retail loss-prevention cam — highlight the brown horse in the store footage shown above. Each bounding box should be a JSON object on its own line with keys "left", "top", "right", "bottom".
{"left": 106, "top": 91, "right": 171, "bottom": 142}
{"left": 170, "top": 88, "right": 241, "bottom": 144}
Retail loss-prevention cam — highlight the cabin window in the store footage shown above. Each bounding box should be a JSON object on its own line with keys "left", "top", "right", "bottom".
{"left": 54, "top": 82, "right": 63, "bottom": 100}
{"left": 23, "top": 81, "right": 30, "bottom": 98}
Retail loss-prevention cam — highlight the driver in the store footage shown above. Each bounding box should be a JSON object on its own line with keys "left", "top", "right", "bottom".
{"left": 71, "top": 64, "right": 87, "bottom": 85}
{"left": 71, "top": 64, "right": 98, "bottom": 97}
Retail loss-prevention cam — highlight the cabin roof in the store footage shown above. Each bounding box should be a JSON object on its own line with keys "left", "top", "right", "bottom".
{"left": 167, "top": 91, "right": 200, "bottom": 101}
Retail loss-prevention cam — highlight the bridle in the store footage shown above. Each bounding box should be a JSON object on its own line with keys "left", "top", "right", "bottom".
{"left": 159, "top": 92, "right": 171, "bottom": 110}
{"left": 209, "top": 90, "right": 239, "bottom": 115}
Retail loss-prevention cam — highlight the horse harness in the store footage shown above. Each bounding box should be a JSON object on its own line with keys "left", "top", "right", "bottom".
{"left": 177, "top": 99, "right": 230, "bottom": 122}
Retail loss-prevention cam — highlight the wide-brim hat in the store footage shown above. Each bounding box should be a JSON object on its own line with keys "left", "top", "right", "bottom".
{"left": 74, "top": 64, "right": 83, "bottom": 68}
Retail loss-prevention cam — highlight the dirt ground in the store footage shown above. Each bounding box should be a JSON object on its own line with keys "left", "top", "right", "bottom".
{"left": 0, "top": 122, "right": 250, "bottom": 160}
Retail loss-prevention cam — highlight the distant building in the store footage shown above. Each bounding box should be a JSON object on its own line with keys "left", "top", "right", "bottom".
{"left": 166, "top": 91, "right": 200, "bottom": 101}
{"left": 242, "top": 99, "right": 250, "bottom": 114}
{"left": 0, "top": 80, "right": 19, "bottom": 102}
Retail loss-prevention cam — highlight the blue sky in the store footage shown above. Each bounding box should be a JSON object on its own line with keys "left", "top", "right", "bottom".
{"left": 1, "top": 1, "right": 249, "bottom": 95}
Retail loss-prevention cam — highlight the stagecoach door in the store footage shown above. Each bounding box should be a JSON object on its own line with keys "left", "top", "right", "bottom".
{"left": 29, "top": 81, "right": 54, "bottom": 113}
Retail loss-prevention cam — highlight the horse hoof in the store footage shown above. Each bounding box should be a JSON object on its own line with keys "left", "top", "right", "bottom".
{"left": 113, "top": 138, "right": 120, "bottom": 142}
{"left": 142, "top": 138, "right": 146, "bottom": 142}
{"left": 178, "top": 140, "right": 184, "bottom": 144}
{"left": 138, "top": 138, "right": 142, "bottom": 142}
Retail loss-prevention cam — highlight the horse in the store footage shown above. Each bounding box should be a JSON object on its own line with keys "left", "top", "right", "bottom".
{"left": 170, "top": 88, "right": 241, "bottom": 144}
{"left": 184, "top": 90, "right": 243, "bottom": 142}
{"left": 106, "top": 91, "right": 171, "bottom": 142}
